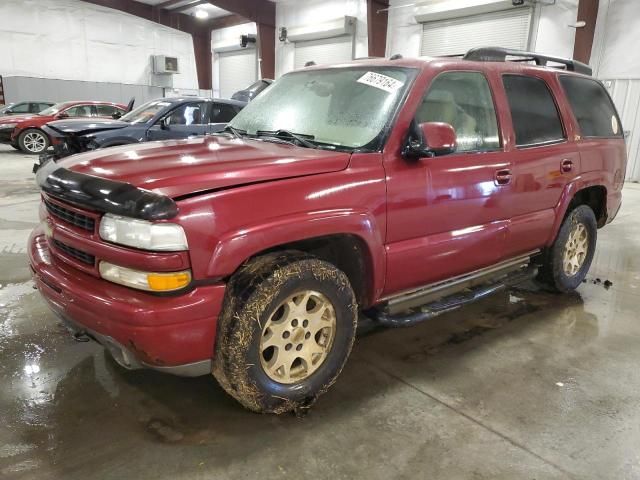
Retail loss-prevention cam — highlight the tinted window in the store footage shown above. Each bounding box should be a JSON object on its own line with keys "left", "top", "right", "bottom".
{"left": 11, "top": 103, "right": 30, "bottom": 113}
{"left": 415, "top": 71, "right": 500, "bottom": 152}
{"left": 164, "top": 102, "right": 208, "bottom": 126}
{"left": 39, "top": 103, "right": 54, "bottom": 111}
{"left": 65, "top": 105, "right": 94, "bottom": 117}
{"left": 503, "top": 75, "right": 564, "bottom": 147}
{"left": 96, "top": 105, "right": 117, "bottom": 116}
{"left": 210, "top": 103, "right": 238, "bottom": 123}
{"left": 559, "top": 76, "right": 622, "bottom": 138}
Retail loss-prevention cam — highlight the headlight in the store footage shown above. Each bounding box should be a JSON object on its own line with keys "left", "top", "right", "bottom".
{"left": 0, "top": 123, "right": 17, "bottom": 130}
{"left": 99, "top": 261, "right": 191, "bottom": 292}
{"left": 99, "top": 213, "right": 188, "bottom": 251}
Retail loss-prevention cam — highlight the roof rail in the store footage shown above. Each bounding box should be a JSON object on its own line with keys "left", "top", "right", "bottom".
{"left": 463, "top": 47, "right": 592, "bottom": 76}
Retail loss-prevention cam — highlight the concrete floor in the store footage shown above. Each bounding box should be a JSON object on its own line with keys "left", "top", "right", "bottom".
{"left": 1, "top": 143, "right": 640, "bottom": 480}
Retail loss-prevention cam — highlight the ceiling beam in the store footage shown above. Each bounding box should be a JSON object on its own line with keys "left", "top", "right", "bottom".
{"left": 173, "top": 0, "right": 209, "bottom": 13}
{"left": 156, "top": 0, "right": 187, "bottom": 9}
{"left": 206, "top": 0, "right": 275, "bottom": 27}
{"left": 210, "top": 13, "right": 251, "bottom": 30}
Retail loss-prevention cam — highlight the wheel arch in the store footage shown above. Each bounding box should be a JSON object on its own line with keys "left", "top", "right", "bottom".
{"left": 208, "top": 210, "right": 386, "bottom": 308}
{"left": 547, "top": 179, "right": 608, "bottom": 246}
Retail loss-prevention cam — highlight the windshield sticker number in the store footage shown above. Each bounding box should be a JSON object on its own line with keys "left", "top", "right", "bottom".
{"left": 357, "top": 72, "right": 404, "bottom": 93}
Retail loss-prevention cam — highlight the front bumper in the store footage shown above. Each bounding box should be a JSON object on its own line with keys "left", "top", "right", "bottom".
{"left": 29, "top": 229, "right": 226, "bottom": 376}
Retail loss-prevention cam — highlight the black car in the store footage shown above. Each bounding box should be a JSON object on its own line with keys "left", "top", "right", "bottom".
{"left": 41, "top": 97, "right": 246, "bottom": 159}
{"left": 0, "top": 101, "right": 55, "bottom": 115}
{"left": 231, "top": 79, "right": 273, "bottom": 102}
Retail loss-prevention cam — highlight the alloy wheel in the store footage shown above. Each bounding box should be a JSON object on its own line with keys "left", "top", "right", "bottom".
{"left": 259, "top": 290, "right": 336, "bottom": 384}
{"left": 23, "top": 132, "right": 47, "bottom": 153}
{"left": 563, "top": 222, "right": 589, "bottom": 276}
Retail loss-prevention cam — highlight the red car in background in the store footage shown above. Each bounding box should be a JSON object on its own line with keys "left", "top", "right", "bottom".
{"left": 0, "top": 101, "right": 127, "bottom": 154}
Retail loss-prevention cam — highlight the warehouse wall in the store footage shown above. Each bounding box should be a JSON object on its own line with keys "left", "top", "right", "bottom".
{"left": 385, "top": 0, "right": 578, "bottom": 59}
{"left": 0, "top": 0, "right": 199, "bottom": 103}
{"left": 591, "top": 0, "right": 640, "bottom": 182}
{"left": 274, "top": 0, "right": 369, "bottom": 77}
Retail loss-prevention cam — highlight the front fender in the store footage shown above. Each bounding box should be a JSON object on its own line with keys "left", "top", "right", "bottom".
{"left": 208, "top": 208, "right": 386, "bottom": 303}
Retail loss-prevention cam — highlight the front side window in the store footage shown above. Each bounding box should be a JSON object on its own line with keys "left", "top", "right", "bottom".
{"left": 96, "top": 105, "right": 117, "bottom": 116}
{"left": 503, "top": 75, "right": 565, "bottom": 147}
{"left": 164, "top": 102, "right": 208, "bottom": 126}
{"left": 415, "top": 71, "right": 500, "bottom": 152}
{"left": 559, "top": 76, "right": 623, "bottom": 138}
{"left": 229, "top": 67, "right": 416, "bottom": 150}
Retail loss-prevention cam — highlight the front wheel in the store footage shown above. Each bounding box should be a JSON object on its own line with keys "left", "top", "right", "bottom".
{"left": 213, "top": 252, "right": 357, "bottom": 414}
{"left": 537, "top": 205, "right": 597, "bottom": 292}
{"left": 18, "top": 129, "right": 49, "bottom": 154}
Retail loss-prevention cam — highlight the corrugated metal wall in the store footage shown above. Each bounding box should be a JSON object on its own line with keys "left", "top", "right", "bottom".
{"left": 602, "top": 79, "right": 640, "bottom": 182}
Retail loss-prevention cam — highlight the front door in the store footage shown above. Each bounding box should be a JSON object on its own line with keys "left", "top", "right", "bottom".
{"left": 383, "top": 70, "right": 511, "bottom": 296}
{"left": 147, "top": 101, "right": 210, "bottom": 141}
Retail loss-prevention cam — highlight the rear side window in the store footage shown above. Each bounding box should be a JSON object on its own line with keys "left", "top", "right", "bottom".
{"left": 96, "top": 105, "right": 117, "bottom": 116}
{"left": 503, "top": 75, "right": 564, "bottom": 147}
{"left": 210, "top": 104, "right": 238, "bottom": 123}
{"left": 559, "top": 76, "right": 623, "bottom": 138}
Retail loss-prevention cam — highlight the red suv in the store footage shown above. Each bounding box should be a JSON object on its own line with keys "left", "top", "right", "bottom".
{"left": 29, "top": 48, "right": 626, "bottom": 414}
{"left": 0, "top": 101, "right": 127, "bottom": 153}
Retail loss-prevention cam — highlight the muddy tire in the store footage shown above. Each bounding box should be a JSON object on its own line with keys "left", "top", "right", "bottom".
{"left": 537, "top": 205, "right": 597, "bottom": 292}
{"left": 213, "top": 251, "right": 357, "bottom": 414}
{"left": 18, "top": 128, "right": 49, "bottom": 154}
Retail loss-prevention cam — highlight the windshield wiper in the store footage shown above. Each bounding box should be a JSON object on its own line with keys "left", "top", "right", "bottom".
{"left": 223, "top": 125, "right": 246, "bottom": 138}
{"left": 256, "top": 129, "right": 317, "bottom": 149}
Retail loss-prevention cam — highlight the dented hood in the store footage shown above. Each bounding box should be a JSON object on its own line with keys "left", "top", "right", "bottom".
{"left": 57, "top": 135, "right": 351, "bottom": 198}
{"left": 45, "top": 118, "right": 129, "bottom": 136}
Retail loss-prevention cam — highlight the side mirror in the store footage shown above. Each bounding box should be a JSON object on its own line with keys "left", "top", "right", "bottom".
{"left": 4, "top": 108, "right": 13, "bottom": 114}
{"left": 404, "top": 122, "right": 457, "bottom": 158}
{"left": 112, "top": 112, "right": 122, "bottom": 119}
{"left": 56, "top": 112, "right": 69, "bottom": 119}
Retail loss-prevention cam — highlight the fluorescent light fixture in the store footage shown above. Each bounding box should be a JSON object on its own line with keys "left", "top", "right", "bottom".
{"left": 195, "top": 9, "right": 208, "bottom": 19}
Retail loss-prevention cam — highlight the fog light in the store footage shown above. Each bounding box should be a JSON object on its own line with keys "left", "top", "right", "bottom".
{"left": 99, "top": 261, "right": 191, "bottom": 292}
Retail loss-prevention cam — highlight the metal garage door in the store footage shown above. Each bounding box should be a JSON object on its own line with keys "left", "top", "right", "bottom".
{"left": 218, "top": 49, "right": 257, "bottom": 99}
{"left": 294, "top": 36, "right": 353, "bottom": 69}
{"left": 420, "top": 8, "right": 532, "bottom": 57}
{"left": 603, "top": 79, "right": 640, "bottom": 181}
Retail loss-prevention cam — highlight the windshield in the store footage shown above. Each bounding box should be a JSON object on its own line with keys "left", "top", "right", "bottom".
{"left": 120, "top": 100, "right": 172, "bottom": 124}
{"left": 229, "top": 66, "right": 415, "bottom": 150}
{"left": 39, "top": 103, "right": 67, "bottom": 115}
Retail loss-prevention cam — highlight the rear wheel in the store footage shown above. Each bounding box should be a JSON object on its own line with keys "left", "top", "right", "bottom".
{"left": 213, "top": 251, "right": 357, "bottom": 414}
{"left": 18, "top": 129, "right": 49, "bottom": 154}
{"left": 537, "top": 205, "right": 597, "bottom": 292}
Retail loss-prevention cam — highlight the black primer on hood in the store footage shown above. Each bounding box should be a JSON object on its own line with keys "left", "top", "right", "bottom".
{"left": 45, "top": 119, "right": 129, "bottom": 136}
{"left": 36, "top": 160, "right": 178, "bottom": 220}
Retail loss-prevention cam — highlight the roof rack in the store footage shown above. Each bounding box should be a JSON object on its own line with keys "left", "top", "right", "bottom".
{"left": 463, "top": 47, "right": 592, "bottom": 76}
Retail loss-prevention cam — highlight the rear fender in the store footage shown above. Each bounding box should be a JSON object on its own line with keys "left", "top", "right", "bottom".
{"left": 546, "top": 172, "right": 610, "bottom": 246}
{"left": 207, "top": 208, "right": 386, "bottom": 303}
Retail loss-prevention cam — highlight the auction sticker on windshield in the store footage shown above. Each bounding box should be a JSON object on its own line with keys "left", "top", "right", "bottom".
{"left": 357, "top": 72, "right": 404, "bottom": 93}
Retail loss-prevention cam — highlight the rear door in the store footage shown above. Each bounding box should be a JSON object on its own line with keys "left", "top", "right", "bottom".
{"left": 498, "top": 73, "right": 581, "bottom": 258}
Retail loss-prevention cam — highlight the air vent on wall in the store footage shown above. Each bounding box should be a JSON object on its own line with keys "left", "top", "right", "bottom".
{"left": 152, "top": 55, "right": 180, "bottom": 74}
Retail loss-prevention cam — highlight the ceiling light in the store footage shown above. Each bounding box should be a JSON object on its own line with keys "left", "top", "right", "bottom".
{"left": 195, "top": 9, "right": 208, "bottom": 19}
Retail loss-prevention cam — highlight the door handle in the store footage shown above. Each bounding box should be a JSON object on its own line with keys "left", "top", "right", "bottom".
{"left": 561, "top": 159, "right": 573, "bottom": 173}
{"left": 495, "top": 168, "right": 512, "bottom": 185}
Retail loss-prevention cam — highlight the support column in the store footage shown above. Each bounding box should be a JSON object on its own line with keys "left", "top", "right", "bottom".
{"left": 367, "top": 0, "right": 390, "bottom": 58}
{"left": 258, "top": 23, "right": 276, "bottom": 79}
{"left": 573, "top": 0, "right": 599, "bottom": 64}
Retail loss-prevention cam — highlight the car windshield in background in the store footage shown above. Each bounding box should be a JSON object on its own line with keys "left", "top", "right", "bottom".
{"left": 120, "top": 100, "right": 172, "bottom": 124}
{"left": 39, "top": 103, "right": 67, "bottom": 115}
{"left": 229, "top": 66, "right": 416, "bottom": 150}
